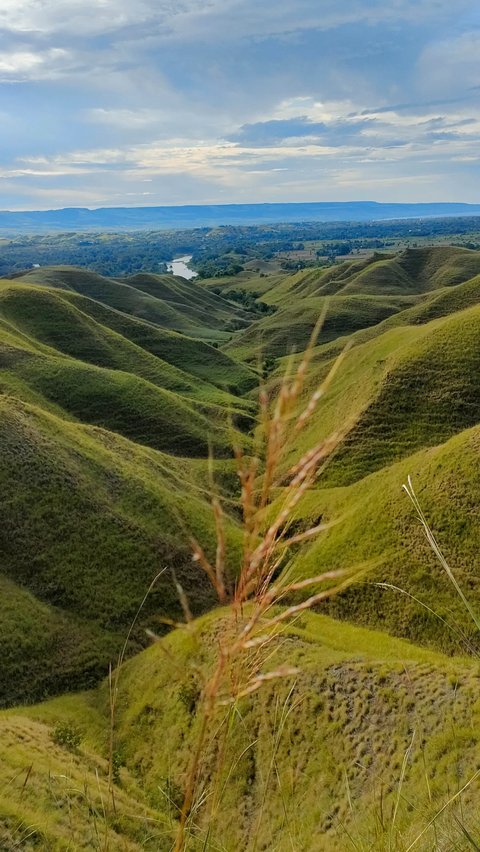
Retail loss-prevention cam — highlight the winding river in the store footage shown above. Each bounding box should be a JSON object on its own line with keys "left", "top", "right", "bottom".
{"left": 166, "top": 255, "right": 198, "bottom": 280}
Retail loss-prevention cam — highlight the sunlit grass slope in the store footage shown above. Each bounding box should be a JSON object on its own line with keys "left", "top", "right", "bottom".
{"left": 225, "top": 246, "right": 480, "bottom": 362}
{"left": 3, "top": 276, "right": 256, "bottom": 393}
{"left": 0, "top": 282, "right": 251, "bottom": 407}
{"left": 225, "top": 294, "right": 415, "bottom": 361}
{"left": 265, "top": 246, "right": 480, "bottom": 302}
{"left": 296, "top": 271, "right": 480, "bottom": 371}
{"left": 0, "top": 613, "right": 480, "bottom": 852}
{"left": 286, "top": 424, "right": 480, "bottom": 651}
{"left": 116, "top": 612, "right": 480, "bottom": 850}
{"left": 0, "top": 706, "right": 164, "bottom": 850}
{"left": 276, "top": 304, "right": 480, "bottom": 485}
{"left": 2, "top": 609, "right": 479, "bottom": 850}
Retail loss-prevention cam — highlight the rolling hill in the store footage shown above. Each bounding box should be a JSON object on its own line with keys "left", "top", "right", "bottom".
{"left": 225, "top": 245, "right": 480, "bottom": 361}
{"left": 0, "top": 268, "right": 258, "bottom": 704}
{"left": 1, "top": 246, "right": 480, "bottom": 849}
{"left": 15, "top": 266, "right": 252, "bottom": 341}
{"left": 2, "top": 609, "right": 480, "bottom": 850}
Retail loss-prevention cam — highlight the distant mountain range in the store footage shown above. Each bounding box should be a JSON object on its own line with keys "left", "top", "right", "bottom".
{"left": 2, "top": 201, "right": 480, "bottom": 232}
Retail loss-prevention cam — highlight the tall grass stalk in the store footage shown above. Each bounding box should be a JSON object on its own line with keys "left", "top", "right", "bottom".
{"left": 169, "top": 323, "right": 362, "bottom": 851}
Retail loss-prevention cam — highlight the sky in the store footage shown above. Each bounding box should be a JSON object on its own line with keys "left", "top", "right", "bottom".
{"left": 0, "top": 0, "right": 479, "bottom": 209}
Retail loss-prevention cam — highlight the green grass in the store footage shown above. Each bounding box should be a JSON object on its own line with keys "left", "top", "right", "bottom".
{"left": 54, "top": 288, "right": 256, "bottom": 393}
{"left": 225, "top": 294, "right": 415, "bottom": 361}
{"left": 0, "top": 395, "right": 244, "bottom": 704}
{"left": 284, "top": 423, "right": 480, "bottom": 652}
{"left": 264, "top": 245, "right": 480, "bottom": 302}
{"left": 292, "top": 270, "right": 480, "bottom": 372}
{"left": 16, "top": 266, "right": 251, "bottom": 341}
{"left": 114, "top": 610, "right": 480, "bottom": 850}
{"left": 1, "top": 247, "right": 480, "bottom": 848}
{"left": 0, "top": 282, "right": 252, "bottom": 407}
{"left": 8, "top": 351, "right": 243, "bottom": 457}
{"left": 225, "top": 246, "right": 480, "bottom": 363}
{"left": 274, "top": 303, "right": 480, "bottom": 487}
{"left": 2, "top": 608, "right": 479, "bottom": 850}
{"left": 0, "top": 709, "right": 165, "bottom": 849}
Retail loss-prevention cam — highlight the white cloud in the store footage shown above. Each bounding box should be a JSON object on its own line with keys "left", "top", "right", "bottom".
{"left": 0, "top": 0, "right": 469, "bottom": 40}
{"left": 0, "top": 47, "right": 68, "bottom": 80}
{"left": 1, "top": 0, "right": 479, "bottom": 207}
{"left": 419, "top": 33, "right": 480, "bottom": 97}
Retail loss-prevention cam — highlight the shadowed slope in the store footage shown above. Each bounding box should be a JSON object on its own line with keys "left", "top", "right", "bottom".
{"left": 14, "top": 266, "right": 250, "bottom": 340}
{"left": 0, "top": 395, "right": 243, "bottom": 704}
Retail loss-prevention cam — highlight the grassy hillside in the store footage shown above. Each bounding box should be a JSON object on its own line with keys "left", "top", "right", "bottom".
{"left": 5, "top": 276, "right": 256, "bottom": 392}
{"left": 264, "top": 246, "right": 480, "bottom": 301}
{"left": 0, "top": 267, "right": 258, "bottom": 704}
{"left": 15, "top": 266, "right": 251, "bottom": 341}
{"left": 225, "top": 293, "right": 415, "bottom": 361}
{"left": 292, "top": 270, "right": 480, "bottom": 373}
{"left": 3, "top": 349, "right": 241, "bottom": 457}
{"left": 0, "top": 282, "right": 251, "bottom": 407}
{"left": 281, "top": 424, "right": 480, "bottom": 651}
{"left": 3, "top": 610, "right": 479, "bottom": 850}
{"left": 0, "top": 394, "right": 245, "bottom": 704}
{"left": 225, "top": 246, "right": 480, "bottom": 362}
{"left": 1, "top": 247, "right": 480, "bottom": 849}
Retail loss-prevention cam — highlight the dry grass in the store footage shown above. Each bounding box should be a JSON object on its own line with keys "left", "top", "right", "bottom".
{"left": 158, "top": 318, "right": 368, "bottom": 851}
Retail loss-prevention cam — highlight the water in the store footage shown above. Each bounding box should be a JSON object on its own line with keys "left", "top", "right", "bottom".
{"left": 166, "top": 255, "right": 198, "bottom": 280}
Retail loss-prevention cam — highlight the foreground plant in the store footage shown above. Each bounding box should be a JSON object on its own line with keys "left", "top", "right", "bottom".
{"left": 167, "top": 319, "right": 364, "bottom": 851}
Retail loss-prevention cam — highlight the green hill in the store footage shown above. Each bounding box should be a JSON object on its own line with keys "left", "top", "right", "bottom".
{"left": 15, "top": 266, "right": 252, "bottom": 341}
{"left": 2, "top": 248, "right": 480, "bottom": 849}
{"left": 265, "top": 246, "right": 480, "bottom": 301}
{"left": 282, "top": 424, "right": 480, "bottom": 650}
{"left": 0, "top": 282, "right": 249, "bottom": 406}
{"left": 0, "top": 395, "right": 243, "bottom": 704}
{"left": 225, "top": 246, "right": 480, "bottom": 362}
{"left": 2, "top": 609, "right": 480, "bottom": 850}
{"left": 225, "top": 293, "right": 415, "bottom": 361}
{"left": 279, "top": 304, "right": 480, "bottom": 486}
{"left": 0, "top": 267, "right": 257, "bottom": 705}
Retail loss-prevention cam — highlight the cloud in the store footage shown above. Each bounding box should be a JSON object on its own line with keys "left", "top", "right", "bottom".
{"left": 419, "top": 33, "right": 480, "bottom": 97}
{"left": 0, "top": 47, "right": 69, "bottom": 80}
{"left": 230, "top": 116, "right": 379, "bottom": 147}
{"left": 0, "top": 0, "right": 479, "bottom": 208}
{"left": 0, "top": 0, "right": 453, "bottom": 37}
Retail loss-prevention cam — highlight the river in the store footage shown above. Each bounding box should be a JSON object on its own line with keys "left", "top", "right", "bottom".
{"left": 166, "top": 255, "right": 198, "bottom": 280}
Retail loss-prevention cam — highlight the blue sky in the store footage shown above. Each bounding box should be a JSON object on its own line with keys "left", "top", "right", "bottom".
{"left": 0, "top": 0, "right": 479, "bottom": 209}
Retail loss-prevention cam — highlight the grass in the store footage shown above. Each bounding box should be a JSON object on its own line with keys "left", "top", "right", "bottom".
{"left": 271, "top": 303, "right": 480, "bottom": 488}
{"left": 0, "top": 267, "right": 258, "bottom": 704}
{"left": 0, "top": 282, "right": 253, "bottom": 407}
{"left": 16, "top": 266, "right": 251, "bottom": 342}
{"left": 2, "top": 606, "right": 479, "bottom": 850}
{"left": 105, "top": 609, "right": 480, "bottom": 851}
{"left": 224, "top": 294, "right": 415, "bottom": 362}
{"left": 1, "top": 247, "right": 480, "bottom": 848}
{"left": 102, "top": 324, "right": 480, "bottom": 850}
{"left": 0, "top": 394, "right": 246, "bottom": 704}
{"left": 224, "top": 245, "right": 480, "bottom": 363}
{"left": 280, "top": 424, "right": 480, "bottom": 652}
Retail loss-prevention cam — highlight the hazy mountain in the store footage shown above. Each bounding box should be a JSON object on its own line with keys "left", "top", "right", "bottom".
{"left": 2, "top": 201, "right": 480, "bottom": 233}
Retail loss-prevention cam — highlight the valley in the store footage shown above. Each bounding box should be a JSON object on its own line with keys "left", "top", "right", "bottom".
{"left": 0, "top": 243, "right": 480, "bottom": 849}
